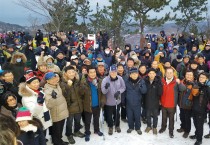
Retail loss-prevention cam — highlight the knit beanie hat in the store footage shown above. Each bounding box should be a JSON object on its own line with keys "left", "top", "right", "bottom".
{"left": 24, "top": 70, "right": 38, "bottom": 83}
{"left": 16, "top": 107, "right": 32, "bottom": 122}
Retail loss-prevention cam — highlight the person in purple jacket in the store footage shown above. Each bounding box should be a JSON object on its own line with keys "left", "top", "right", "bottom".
{"left": 101, "top": 64, "right": 126, "bottom": 135}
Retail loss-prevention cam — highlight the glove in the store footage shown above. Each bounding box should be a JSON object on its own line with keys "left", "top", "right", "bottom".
{"left": 37, "top": 92, "right": 45, "bottom": 105}
{"left": 105, "top": 83, "right": 110, "bottom": 89}
{"left": 51, "top": 90, "right": 57, "bottom": 99}
{"left": 114, "top": 91, "right": 120, "bottom": 100}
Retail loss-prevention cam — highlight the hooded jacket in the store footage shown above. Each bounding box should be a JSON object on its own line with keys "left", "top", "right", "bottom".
{"left": 18, "top": 83, "right": 52, "bottom": 129}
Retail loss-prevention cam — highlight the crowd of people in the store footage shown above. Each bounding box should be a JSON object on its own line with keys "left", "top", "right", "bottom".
{"left": 0, "top": 29, "right": 210, "bottom": 145}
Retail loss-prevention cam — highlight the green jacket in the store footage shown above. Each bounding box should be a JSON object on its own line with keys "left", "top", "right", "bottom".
{"left": 60, "top": 76, "right": 83, "bottom": 114}
{"left": 80, "top": 75, "right": 106, "bottom": 113}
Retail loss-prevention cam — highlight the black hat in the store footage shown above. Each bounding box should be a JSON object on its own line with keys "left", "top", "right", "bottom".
{"left": 177, "top": 54, "right": 182, "bottom": 59}
{"left": 55, "top": 50, "right": 64, "bottom": 57}
{"left": 129, "top": 67, "right": 138, "bottom": 74}
{"left": 147, "top": 68, "right": 156, "bottom": 73}
{"left": 41, "top": 41, "right": 46, "bottom": 45}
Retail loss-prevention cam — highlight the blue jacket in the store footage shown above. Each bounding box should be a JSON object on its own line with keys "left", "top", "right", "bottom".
{"left": 123, "top": 77, "right": 147, "bottom": 107}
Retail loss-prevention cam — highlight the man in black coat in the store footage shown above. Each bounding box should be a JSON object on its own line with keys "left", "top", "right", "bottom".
{"left": 35, "top": 29, "right": 43, "bottom": 47}
{"left": 144, "top": 68, "right": 163, "bottom": 135}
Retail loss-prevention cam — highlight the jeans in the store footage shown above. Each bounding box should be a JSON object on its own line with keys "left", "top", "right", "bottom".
{"left": 65, "top": 113, "right": 82, "bottom": 136}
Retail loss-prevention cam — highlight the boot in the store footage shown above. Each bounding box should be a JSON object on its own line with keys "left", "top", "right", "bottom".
{"left": 189, "top": 135, "right": 197, "bottom": 139}
{"left": 94, "top": 131, "right": 103, "bottom": 136}
{"left": 67, "top": 135, "right": 75, "bottom": 144}
{"left": 127, "top": 129, "right": 133, "bottom": 133}
{"left": 169, "top": 131, "right": 174, "bottom": 138}
{"left": 194, "top": 140, "right": 202, "bottom": 145}
{"left": 145, "top": 127, "right": 152, "bottom": 133}
{"left": 204, "top": 133, "right": 210, "bottom": 138}
{"left": 108, "top": 127, "right": 113, "bottom": 135}
{"left": 136, "top": 130, "right": 142, "bottom": 135}
{"left": 183, "top": 132, "right": 189, "bottom": 138}
{"left": 115, "top": 127, "right": 121, "bottom": 133}
{"left": 142, "top": 117, "right": 147, "bottom": 124}
{"left": 85, "top": 134, "right": 90, "bottom": 142}
{"left": 74, "top": 131, "right": 85, "bottom": 138}
{"left": 159, "top": 128, "right": 166, "bottom": 134}
{"left": 153, "top": 128, "right": 157, "bottom": 135}
{"left": 177, "top": 128, "right": 184, "bottom": 133}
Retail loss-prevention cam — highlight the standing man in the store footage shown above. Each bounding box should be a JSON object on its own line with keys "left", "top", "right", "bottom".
{"left": 123, "top": 67, "right": 147, "bottom": 135}
{"left": 80, "top": 66, "right": 106, "bottom": 142}
{"left": 159, "top": 68, "right": 185, "bottom": 138}
{"left": 35, "top": 29, "right": 43, "bottom": 47}
{"left": 144, "top": 68, "right": 163, "bottom": 135}
{"left": 177, "top": 70, "right": 198, "bottom": 138}
{"left": 101, "top": 65, "right": 126, "bottom": 135}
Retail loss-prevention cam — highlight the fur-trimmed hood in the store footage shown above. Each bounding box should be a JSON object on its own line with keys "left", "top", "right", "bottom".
{"left": 10, "top": 52, "right": 27, "bottom": 64}
{"left": 18, "top": 83, "right": 36, "bottom": 97}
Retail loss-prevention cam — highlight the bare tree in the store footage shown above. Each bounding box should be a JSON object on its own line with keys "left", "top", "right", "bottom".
{"left": 27, "top": 15, "right": 40, "bottom": 35}
{"left": 16, "top": 0, "right": 77, "bottom": 31}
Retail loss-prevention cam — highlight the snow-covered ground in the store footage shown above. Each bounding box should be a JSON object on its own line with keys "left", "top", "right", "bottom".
{"left": 47, "top": 109, "right": 210, "bottom": 145}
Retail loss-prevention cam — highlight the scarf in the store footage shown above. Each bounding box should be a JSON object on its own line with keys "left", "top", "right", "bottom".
{"left": 20, "top": 124, "right": 37, "bottom": 132}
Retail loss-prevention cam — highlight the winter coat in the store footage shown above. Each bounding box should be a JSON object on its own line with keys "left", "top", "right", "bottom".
{"left": 101, "top": 52, "right": 113, "bottom": 68}
{"left": 44, "top": 83, "right": 69, "bottom": 122}
{"left": 178, "top": 80, "right": 199, "bottom": 110}
{"left": 169, "top": 52, "right": 181, "bottom": 63}
{"left": 123, "top": 77, "right": 147, "bottom": 107}
{"left": 3, "top": 80, "right": 21, "bottom": 103}
{"left": 186, "top": 36, "right": 199, "bottom": 52}
{"left": 60, "top": 75, "right": 83, "bottom": 115}
{"left": 178, "top": 36, "right": 186, "bottom": 45}
{"left": 55, "top": 58, "right": 67, "bottom": 70}
{"left": 201, "top": 49, "right": 210, "bottom": 62}
{"left": 2, "top": 52, "right": 27, "bottom": 83}
{"left": 0, "top": 103, "right": 22, "bottom": 120}
{"left": 144, "top": 76, "right": 162, "bottom": 110}
{"left": 18, "top": 83, "right": 52, "bottom": 129}
{"left": 192, "top": 81, "right": 210, "bottom": 113}
{"left": 43, "top": 55, "right": 60, "bottom": 73}
{"left": 161, "top": 77, "right": 186, "bottom": 108}
{"left": 176, "top": 62, "right": 189, "bottom": 80}
{"left": 24, "top": 44, "right": 37, "bottom": 71}
{"left": 18, "top": 126, "right": 46, "bottom": 145}
{"left": 101, "top": 75, "right": 126, "bottom": 106}
{"left": 80, "top": 75, "right": 106, "bottom": 113}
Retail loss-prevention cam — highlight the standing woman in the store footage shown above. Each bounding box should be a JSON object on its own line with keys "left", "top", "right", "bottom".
{"left": 190, "top": 72, "right": 210, "bottom": 145}
{"left": 18, "top": 70, "right": 52, "bottom": 133}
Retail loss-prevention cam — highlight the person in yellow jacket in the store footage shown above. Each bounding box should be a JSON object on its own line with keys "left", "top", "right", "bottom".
{"left": 154, "top": 52, "right": 177, "bottom": 78}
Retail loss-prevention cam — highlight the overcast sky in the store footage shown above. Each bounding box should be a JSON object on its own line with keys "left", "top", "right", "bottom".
{"left": 0, "top": 0, "right": 209, "bottom": 26}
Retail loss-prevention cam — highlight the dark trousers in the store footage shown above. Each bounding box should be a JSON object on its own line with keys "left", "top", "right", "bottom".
{"left": 161, "top": 107, "right": 176, "bottom": 132}
{"left": 66, "top": 113, "right": 81, "bottom": 136}
{"left": 146, "top": 109, "right": 158, "bottom": 128}
{"left": 127, "top": 105, "right": 141, "bottom": 130}
{"left": 84, "top": 107, "right": 100, "bottom": 135}
{"left": 105, "top": 104, "right": 120, "bottom": 128}
{"left": 51, "top": 119, "right": 65, "bottom": 145}
{"left": 180, "top": 108, "right": 192, "bottom": 133}
{"left": 193, "top": 111, "right": 205, "bottom": 142}
{"left": 121, "top": 105, "right": 127, "bottom": 120}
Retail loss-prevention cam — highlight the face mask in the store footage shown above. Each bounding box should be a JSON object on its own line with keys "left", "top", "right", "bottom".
{"left": 121, "top": 61, "right": 125, "bottom": 65}
{"left": 105, "top": 50, "right": 110, "bottom": 54}
{"left": 16, "top": 45, "right": 21, "bottom": 49}
{"left": 47, "top": 62, "right": 53, "bottom": 67}
{"left": 88, "top": 54, "right": 93, "bottom": 59}
{"left": 16, "top": 58, "right": 22, "bottom": 63}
